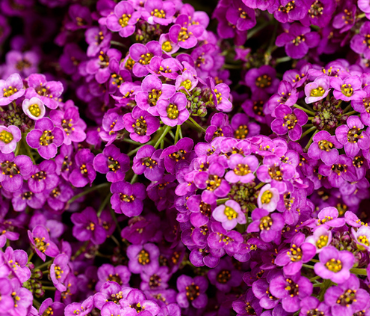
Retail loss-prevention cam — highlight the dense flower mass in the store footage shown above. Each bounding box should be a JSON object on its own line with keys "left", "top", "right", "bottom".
{"left": 1, "top": 0, "right": 370, "bottom": 315}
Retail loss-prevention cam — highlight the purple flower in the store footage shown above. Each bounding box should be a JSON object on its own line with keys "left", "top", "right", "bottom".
{"left": 143, "top": 0, "right": 176, "bottom": 25}
{"left": 230, "top": 113, "right": 261, "bottom": 140}
{"left": 314, "top": 246, "right": 354, "bottom": 283}
{"left": 306, "top": 226, "right": 332, "bottom": 253}
{"left": 0, "top": 73, "right": 25, "bottom": 106}
{"left": 330, "top": 76, "right": 364, "bottom": 102}
{"left": 71, "top": 207, "right": 107, "bottom": 245}
{"left": 269, "top": 272, "right": 312, "bottom": 313}
{"left": 308, "top": 131, "right": 343, "bottom": 165}
{"left": 225, "top": 154, "right": 258, "bottom": 183}
{"left": 28, "top": 225, "right": 59, "bottom": 261}
{"left": 12, "top": 182, "right": 45, "bottom": 211}
{"left": 332, "top": 4, "right": 356, "bottom": 32}
{"left": 205, "top": 113, "right": 233, "bottom": 143}
{"left": 245, "top": 65, "right": 279, "bottom": 94}
{"left": 8, "top": 279, "right": 33, "bottom": 316}
{"left": 157, "top": 92, "right": 189, "bottom": 126}
{"left": 325, "top": 274, "right": 370, "bottom": 315}
{"left": 316, "top": 207, "right": 346, "bottom": 228}
{"left": 0, "top": 125, "right": 21, "bottom": 154}
{"left": 176, "top": 275, "right": 208, "bottom": 309}
{"left": 351, "top": 22, "right": 370, "bottom": 59}
{"left": 49, "top": 107, "right": 87, "bottom": 145}
{"left": 208, "top": 257, "right": 242, "bottom": 292}
{"left": 135, "top": 74, "right": 176, "bottom": 116}
{"left": 26, "top": 117, "right": 64, "bottom": 159}
{"left": 65, "top": 297, "right": 94, "bottom": 316}
{"left": 127, "top": 243, "right": 159, "bottom": 274}
{"left": 271, "top": 105, "right": 308, "bottom": 141}
{"left": 50, "top": 254, "right": 70, "bottom": 292}
{"left": 69, "top": 149, "right": 96, "bottom": 187}
{"left": 26, "top": 160, "right": 59, "bottom": 193}
{"left": 39, "top": 298, "right": 64, "bottom": 316}
{"left": 212, "top": 200, "right": 246, "bottom": 230}
{"left": 247, "top": 208, "right": 285, "bottom": 242}
{"left": 175, "top": 70, "right": 198, "bottom": 92}
{"left": 25, "top": 74, "right": 63, "bottom": 110}
{"left": 106, "top": 1, "right": 141, "bottom": 38}
{"left": 274, "top": 0, "right": 307, "bottom": 23}
{"left": 3, "top": 247, "right": 31, "bottom": 283}
{"left": 123, "top": 106, "right": 160, "bottom": 143}
{"left": 257, "top": 184, "right": 280, "bottom": 212}
{"left": 159, "top": 33, "right": 179, "bottom": 55}
{"left": 169, "top": 15, "right": 204, "bottom": 49}
{"left": 351, "top": 225, "right": 370, "bottom": 251}
{"left": 120, "top": 289, "right": 160, "bottom": 316}
{"left": 96, "top": 263, "right": 131, "bottom": 291}
{"left": 275, "top": 232, "right": 316, "bottom": 275}
{"left": 160, "top": 137, "right": 194, "bottom": 174}
{"left": 99, "top": 111, "right": 125, "bottom": 145}
{"left": 93, "top": 144, "right": 130, "bottom": 183}
{"left": 129, "top": 41, "right": 162, "bottom": 77}
{"left": 85, "top": 26, "right": 112, "bottom": 57}
{"left": 300, "top": 297, "right": 330, "bottom": 316}
{"left": 140, "top": 265, "right": 170, "bottom": 291}
{"left": 304, "top": 76, "right": 331, "bottom": 104}
{"left": 225, "top": 1, "right": 256, "bottom": 31}
{"left": 276, "top": 23, "right": 320, "bottom": 59}
{"left": 110, "top": 181, "right": 146, "bottom": 217}
{"left": 101, "top": 302, "right": 124, "bottom": 316}
{"left": 86, "top": 49, "right": 121, "bottom": 84}
{"left": 335, "top": 116, "right": 370, "bottom": 157}
{"left": 0, "top": 153, "right": 32, "bottom": 192}
{"left": 22, "top": 97, "right": 46, "bottom": 120}
{"left": 132, "top": 145, "right": 165, "bottom": 181}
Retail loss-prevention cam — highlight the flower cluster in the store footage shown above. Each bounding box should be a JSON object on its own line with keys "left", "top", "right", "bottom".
{"left": 0, "top": 0, "right": 370, "bottom": 315}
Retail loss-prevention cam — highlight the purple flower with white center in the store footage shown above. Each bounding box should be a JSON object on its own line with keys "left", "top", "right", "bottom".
{"left": 110, "top": 181, "right": 146, "bottom": 217}
{"left": 330, "top": 76, "right": 364, "bottom": 101}
{"left": 129, "top": 41, "right": 162, "bottom": 77}
{"left": 86, "top": 48, "right": 121, "bottom": 84}
{"left": 69, "top": 149, "right": 96, "bottom": 187}
{"left": 275, "top": 232, "right": 316, "bottom": 275}
{"left": 123, "top": 106, "right": 160, "bottom": 143}
{"left": 0, "top": 73, "right": 25, "bottom": 106}
{"left": 351, "top": 22, "right": 370, "bottom": 59}
{"left": 106, "top": 1, "right": 141, "bottom": 38}
{"left": 96, "top": 263, "right": 131, "bottom": 291}
{"left": 12, "top": 182, "right": 45, "bottom": 212}
{"left": 25, "top": 74, "right": 63, "bottom": 110}
{"left": 0, "top": 125, "right": 20, "bottom": 154}
{"left": 245, "top": 65, "right": 280, "bottom": 94}
{"left": 300, "top": 297, "right": 331, "bottom": 316}
{"left": 26, "top": 117, "right": 64, "bottom": 159}
{"left": 271, "top": 105, "right": 308, "bottom": 141}
{"left": 325, "top": 274, "right": 370, "bottom": 315}
{"left": 120, "top": 289, "right": 160, "bottom": 316}
{"left": 308, "top": 131, "right": 343, "bottom": 165}
{"left": 351, "top": 225, "right": 370, "bottom": 251}
{"left": 38, "top": 298, "right": 64, "bottom": 316}
{"left": 225, "top": 154, "right": 258, "bottom": 183}
{"left": 205, "top": 113, "right": 233, "bottom": 143}
{"left": 0, "top": 152, "right": 32, "bottom": 192}
{"left": 335, "top": 116, "right": 370, "bottom": 157}
{"left": 230, "top": 113, "right": 260, "bottom": 140}
{"left": 28, "top": 225, "right": 59, "bottom": 261}
{"left": 257, "top": 184, "right": 280, "bottom": 212}
{"left": 316, "top": 207, "right": 346, "bottom": 228}
{"left": 305, "top": 76, "right": 331, "bottom": 104}
{"left": 50, "top": 254, "right": 70, "bottom": 292}
{"left": 85, "top": 26, "right": 112, "bottom": 57}
{"left": 318, "top": 155, "right": 357, "bottom": 188}
{"left": 269, "top": 273, "right": 312, "bottom": 313}
{"left": 276, "top": 23, "right": 320, "bottom": 59}
{"left": 93, "top": 144, "right": 130, "bottom": 183}
{"left": 142, "top": 0, "right": 176, "bottom": 25}
{"left": 306, "top": 226, "right": 332, "bottom": 253}
{"left": 212, "top": 200, "right": 246, "bottom": 230}
{"left": 135, "top": 75, "right": 176, "bottom": 116}
{"left": 22, "top": 97, "right": 45, "bottom": 120}
{"left": 314, "top": 246, "right": 354, "bottom": 283}
{"left": 160, "top": 137, "right": 193, "bottom": 174}
{"left": 71, "top": 207, "right": 106, "bottom": 245}
{"left": 127, "top": 243, "right": 159, "bottom": 274}
{"left": 157, "top": 92, "right": 189, "bottom": 126}
{"left": 49, "top": 107, "right": 87, "bottom": 145}
{"left": 159, "top": 33, "right": 179, "bottom": 55}
{"left": 176, "top": 275, "right": 208, "bottom": 309}
{"left": 132, "top": 145, "right": 164, "bottom": 181}
{"left": 247, "top": 208, "right": 285, "bottom": 242}
{"left": 140, "top": 265, "right": 170, "bottom": 291}
{"left": 3, "top": 247, "right": 30, "bottom": 283}
{"left": 99, "top": 111, "right": 125, "bottom": 146}
{"left": 26, "top": 160, "right": 59, "bottom": 193}
{"left": 169, "top": 14, "right": 204, "bottom": 49}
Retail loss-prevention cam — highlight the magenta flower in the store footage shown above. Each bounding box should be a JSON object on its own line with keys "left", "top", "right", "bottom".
{"left": 28, "top": 225, "right": 59, "bottom": 261}
{"left": 3, "top": 247, "right": 31, "bottom": 283}
{"left": 129, "top": 41, "right": 162, "bottom": 77}
{"left": 50, "top": 254, "right": 70, "bottom": 292}
{"left": 212, "top": 200, "right": 246, "bottom": 230}
{"left": 304, "top": 76, "right": 331, "bottom": 104}
{"left": 0, "top": 73, "right": 25, "bottom": 106}
{"left": 132, "top": 145, "right": 164, "bottom": 181}
{"left": 308, "top": 131, "right": 343, "bottom": 165}
{"left": 306, "top": 226, "right": 332, "bottom": 253}
{"left": 245, "top": 65, "right": 279, "bottom": 94}
{"left": 143, "top": 0, "right": 176, "bottom": 25}
{"left": 26, "top": 117, "right": 64, "bottom": 159}
{"left": 169, "top": 14, "right": 204, "bottom": 49}
{"left": 157, "top": 92, "right": 189, "bottom": 126}
{"left": 127, "top": 243, "right": 159, "bottom": 274}
{"left": 330, "top": 76, "right": 364, "bottom": 101}
{"left": 176, "top": 275, "right": 208, "bottom": 309}
{"left": 69, "top": 149, "right": 96, "bottom": 187}
{"left": 106, "top": 1, "right": 141, "bottom": 38}
{"left": 225, "top": 154, "right": 258, "bottom": 183}
{"left": 0, "top": 125, "right": 21, "bottom": 154}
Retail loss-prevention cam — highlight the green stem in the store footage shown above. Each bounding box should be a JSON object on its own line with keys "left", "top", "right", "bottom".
{"left": 122, "top": 138, "right": 143, "bottom": 145}
{"left": 350, "top": 268, "right": 367, "bottom": 276}
{"left": 216, "top": 198, "right": 229, "bottom": 205}
{"left": 28, "top": 252, "right": 34, "bottom": 263}
{"left": 71, "top": 241, "right": 89, "bottom": 261}
{"left": 255, "top": 182, "right": 265, "bottom": 190}
{"left": 247, "top": 21, "right": 270, "bottom": 39}
{"left": 175, "top": 125, "right": 181, "bottom": 143}
{"left": 68, "top": 183, "right": 110, "bottom": 204}
{"left": 188, "top": 117, "right": 206, "bottom": 132}
{"left": 24, "top": 139, "right": 36, "bottom": 165}
{"left": 110, "top": 235, "right": 120, "bottom": 246}
{"left": 130, "top": 173, "right": 138, "bottom": 184}
{"left": 34, "top": 260, "right": 52, "bottom": 270}
{"left": 302, "top": 264, "right": 314, "bottom": 269}
{"left": 310, "top": 259, "right": 319, "bottom": 263}
{"left": 33, "top": 299, "right": 41, "bottom": 309}
{"left": 276, "top": 56, "right": 291, "bottom": 64}
{"left": 168, "top": 130, "right": 175, "bottom": 140}
{"left": 179, "top": 126, "right": 183, "bottom": 139}
{"left": 111, "top": 41, "right": 127, "bottom": 48}
{"left": 293, "top": 104, "right": 316, "bottom": 116}
{"left": 42, "top": 286, "right": 56, "bottom": 291}
{"left": 154, "top": 125, "right": 171, "bottom": 149}
{"left": 97, "top": 193, "right": 112, "bottom": 217}
{"left": 310, "top": 275, "right": 321, "bottom": 282}
{"left": 305, "top": 130, "right": 319, "bottom": 150}
{"left": 344, "top": 111, "right": 357, "bottom": 116}
{"left": 301, "top": 126, "right": 317, "bottom": 138}
{"left": 319, "top": 279, "right": 333, "bottom": 301}
{"left": 223, "top": 64, "right": 242, "bottom": 70}
{"left": 343, "top": 104, "right": 353, "bottom": 113}
{"left": 127, "top": 141, "right": 154, "bottom": 157}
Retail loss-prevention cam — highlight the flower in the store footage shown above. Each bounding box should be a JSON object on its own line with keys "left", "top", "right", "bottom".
{"left": 308, "top": 130, "right": 343, "bottom": 165}
{"left": 176, "top": 275, "right": 208, "bottom": 309}
{"left": 247, "top": 208, "right": 284, "bottom": 242}
{"left": 212, "top": 200, "right": 246, "bottom": 230}
{"left": 157, "top": 92, "right": 189, "bottom": 126}
{"left": 132, "top": 145, "right": 165, "bottom": 181}
{"left": 225, "top": 154, "right": 259, "bottom": 183}
{"left": 127, "top": 243, "right": 160, "bottom": 274}
{"left": 129, "top": 41, "right": 162, "bottom": 77}
{"left": 351, "top": 225, "right": 370, "bottom": 251}
{"left": 0, "top": 73, "right": 25, "bottom": 106}
{"left": 304, "top": 76, "right": 331, "bottom": 104}
{"left": 169, "top": 15, "right": 204, "bottom": 49}
{"left": 26, "top": 160, "right": 59, "bottom": 193}
{"left": 330, "top": 76, "right": 364, "bottom": 102}
{"left": 50, "top": 254, "right": 70, "bottom": 292}
{"left": 28, "top": 225, "right": 59, "bottom": 261}
{"left": 26, "top": 117, "right": 64, "bottom": 159}
{"left": 306, "top": 226, "right": 332, "bottom": 253}
{"left": 257, "top": 184, "right": 280, "bottom": 212}
{"left": 0, "top": 125, "right": 21, "bottom": 154}
{"left": 69, "top": 149, "right": 96, "bottom": 187}
{"left": 22, "top": 97, "right": 46, "bottom": 120}
{"left": 208, "top": 257, "right": 242, "bottom": 292}
{"left": 314, "top": 246, "right": 354, "bottom": 283}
